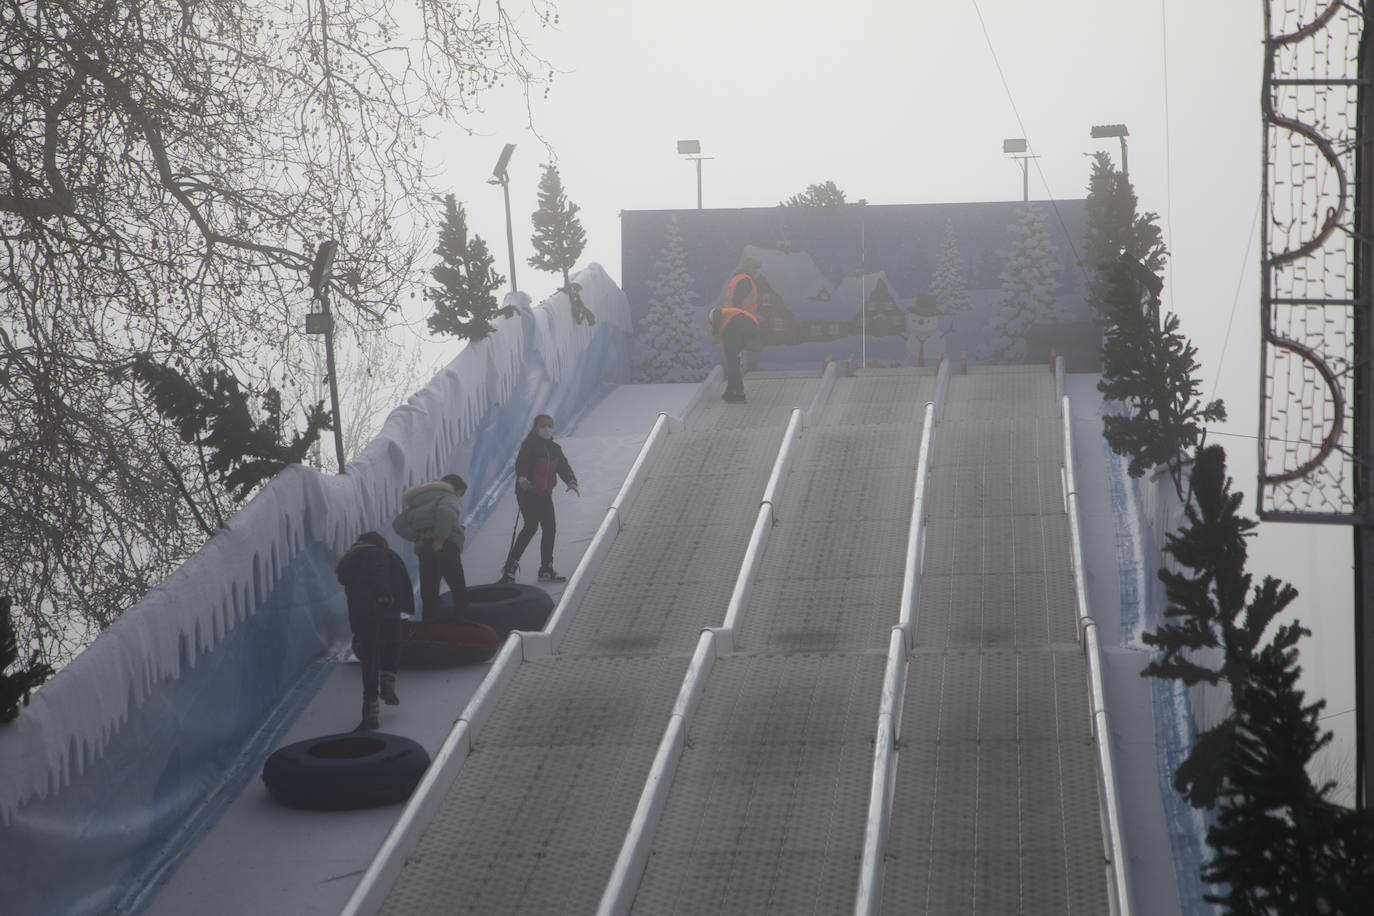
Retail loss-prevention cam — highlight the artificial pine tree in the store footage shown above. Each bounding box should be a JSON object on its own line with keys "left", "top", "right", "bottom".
{"left": 1082, "top": 151, "right": 1167, "bottom": 319}
{"left": 1098, "top": 295, "right": 1225, "bottom": 486}
{"left": 929, "top": 220, "right": 973, "bottom": 337}
{"left": 2, "top": 596, "right": 52, "bottom": 723}
{"left": 426, "top": 193, "right": 509, "bottom": 341}
{"left": 1141, "top": 446, "right": 1374, "bottom": 912}
{"left": 980, "top": 204, "right": 1061, "bottom": 364}
{"left": 528, "top": 164, "right": 593, "bottom": 325}
{"left": 131, "top": 356, "right": 333, "bottom": 500}
{"left": 635, "top": 216, "right": 714, "bottom": 382}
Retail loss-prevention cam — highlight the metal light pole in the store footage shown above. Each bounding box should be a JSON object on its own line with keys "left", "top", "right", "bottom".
{"left": 1003, "top": 138, "right": 1039, "bottom": 202}
{"left": 677, "top": 139, "right": 713, "bottom": 209}
{"left": 305, "top": 239, "right": 346, "bottom": 472}
{"left": 488, "top": 143, "right": 518, "bottom": 294}
{"left": 1090, "top": 123, "right": 1130, "bottom": 180}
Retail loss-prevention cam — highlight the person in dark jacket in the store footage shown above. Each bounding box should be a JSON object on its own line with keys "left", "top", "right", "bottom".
{"left": 335, "top": 531, "right": 413, "bottom": 731}
{"left": 500, "top": 415, "right": 579, "bottom": 583}
{"left": 392, "top": 473, "right": 469, "bottom": 623}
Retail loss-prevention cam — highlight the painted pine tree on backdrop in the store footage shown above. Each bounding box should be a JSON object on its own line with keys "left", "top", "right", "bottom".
{"left": 529, "top": 164, "right": 594, "bottom": 325}
{"left": 980, "top": 203, "right": 1061, "bottom": 363}
{"left": 426, "top": 193, "right": 508, "bottom": 341}
{"left": 636, "top": 216, "right": 714, "bottom": 382}
{"left": 929, "top": 220, "right": 973, "bottom": 337}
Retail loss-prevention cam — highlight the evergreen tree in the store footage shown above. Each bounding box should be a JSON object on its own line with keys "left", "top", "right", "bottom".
{"left": 131, "top": 356, "right": 333, "bottom": 505}
{"left": 635, "top": 216, "right": 714, "bottom": 382}
{"left": 528, "top": 164, "right": 593, "bottom": 325}
{"left": 980, "top": 204, "right": 1061, "bottom": 364}
{"left": 1142, "top": 446, "right": 1374, "bottom": 912}
{"left": 426, "top": 193, "right": 509, "bottom": 341}
{"left": 1098, "top": 294, "right": 1226, "bottom": 485}
{"left": 1, "top": 596, "right": 52, "bottom": 723}
{"left": 781, "top": 180, "right": 851, "bottom": 208}
{"left": 929, "top": 220, "right": 973, "bottom": 336}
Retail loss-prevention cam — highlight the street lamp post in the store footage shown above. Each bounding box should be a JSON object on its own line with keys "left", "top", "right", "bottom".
{"left": 488, "top": 143, "right": 518, "bottom": 294}
{"left": 1002, "top": 138, "right": 1039, "bottom": 202}
{"left": 677, "top": 140, "right": 712, "bottom": 209}
{"left": 305, "top": 239, "right": 346, "bottom": 472}
{"left": 1090, "top": 124, "right": 1130, "bottom": 180}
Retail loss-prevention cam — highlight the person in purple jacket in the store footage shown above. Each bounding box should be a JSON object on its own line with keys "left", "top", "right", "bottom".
{"left": 499, "top": 414, "right": 579, "bottom": 583}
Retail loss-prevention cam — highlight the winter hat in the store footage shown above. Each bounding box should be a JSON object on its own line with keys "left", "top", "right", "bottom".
{"left": 441, "top": 473, "right": 467, "bottom": 493}
{"left": 356, "top": 531, "right": 388, "bottom": 550}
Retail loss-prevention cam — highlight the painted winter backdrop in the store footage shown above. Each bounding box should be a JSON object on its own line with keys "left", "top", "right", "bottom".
{"left": 622, "top": 200, "right": 1094, "bottom": 380}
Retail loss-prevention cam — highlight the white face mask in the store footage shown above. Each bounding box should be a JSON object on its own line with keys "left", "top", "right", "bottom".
{"left": 538, "top": 426, "right": 554, "bottom": 440}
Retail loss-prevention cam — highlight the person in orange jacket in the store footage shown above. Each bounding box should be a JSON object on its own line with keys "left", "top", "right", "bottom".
{"left": 708, "top": 266, "right": 761, "bottom": 403}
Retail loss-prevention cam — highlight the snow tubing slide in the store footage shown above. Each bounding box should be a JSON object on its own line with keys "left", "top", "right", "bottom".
{"left": 398, "top": 618, "right": 500, "bottom": 667}
{"left": 262, "top": 732, "right": 431, "bottom": 810}
{"left": 439, "top": 583, "right": 556, "bottom": 639}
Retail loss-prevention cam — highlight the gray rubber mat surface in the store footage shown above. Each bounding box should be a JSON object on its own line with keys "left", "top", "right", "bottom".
{"left": 378, "top": 374, "right": 819, "bottom": 915}
{"left": 633, "top": 372, "right": 939, "bottom": 914}
{"left": 881, "top": 368, "right": 1110, "bottom": 915}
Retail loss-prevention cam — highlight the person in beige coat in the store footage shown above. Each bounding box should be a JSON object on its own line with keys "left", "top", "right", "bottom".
{"left": 392, "top": 474, "right": 468, "bottom": 622}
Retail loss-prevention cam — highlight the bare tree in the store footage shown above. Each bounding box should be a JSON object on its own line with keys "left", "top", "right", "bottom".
{"left": 0, "top": 0, "right": 555, "bottom": 666}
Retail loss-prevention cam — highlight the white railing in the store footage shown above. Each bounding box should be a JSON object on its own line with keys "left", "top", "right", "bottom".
{"left": 854, "top": 393, "right": 938, "bottom": 915}
{"left": 1061, "top": 393, "right": 1132, "bottom": 916}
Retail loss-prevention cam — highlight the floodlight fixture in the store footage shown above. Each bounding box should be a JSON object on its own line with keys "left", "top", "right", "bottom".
{"left": 1089, "top": 123, "right": 1130, "bottom": 179}
{"left": 676, "top": 139, "right": 712, "bottom": 209}
{"left": 1003, "top": 138, "right": 1037, "bottom": 202}
{"left": 492, "top": 143, "right": 516, "bottom": 181}
{"left": 1090, "top": 124, "right": 1129, "bottom": 139}
{"left": 486, "top": 144, "right": 518, "bottom": 294}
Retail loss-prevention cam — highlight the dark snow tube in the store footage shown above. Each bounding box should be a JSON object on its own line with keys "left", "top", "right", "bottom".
{"left": 262, "top": 732, "right": 430, "bottom": 811}
{"left": 398, "top": 619, "right": 500, "bottom": 667}
{"left": 459, "top": 583, "right": 555, "bottom": 638}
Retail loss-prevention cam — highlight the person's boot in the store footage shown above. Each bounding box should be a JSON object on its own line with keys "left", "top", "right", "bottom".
{"left": 538, "top": 565, "right": 566, "bottom": 583}
{"left": 380, "top": 671, "right": 399, "bottom": 706}
{"left": 499, "top": 559, "right": 518, "bottom": 584}
{"left": 357, "top": 699, "right": 380, "bottom": 731}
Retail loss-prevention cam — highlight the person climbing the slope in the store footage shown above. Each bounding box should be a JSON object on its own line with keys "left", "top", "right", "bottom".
{"left": 500, "top": 415, "right": 579, "bottom": 583}
{"left": 334, "top": 531, "right": 412, "bottom": 731}
{"left": 708, "top": 263, "right": 761, "bottom": 403}
{"left": 392, "top": 473, "right": 469, "bottom": 623}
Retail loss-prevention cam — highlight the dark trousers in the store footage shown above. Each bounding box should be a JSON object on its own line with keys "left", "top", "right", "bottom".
{"left": 508, "top": 490, "right": 557, "bottom": 568}
{"left": 418, "top": 539, "right": 467, "bottom": 622}
{"left": 349, "top": 607, "right": 400, "bottom": 703}
{"left": 722, "top": 317, "right": 760, "bottom": 397}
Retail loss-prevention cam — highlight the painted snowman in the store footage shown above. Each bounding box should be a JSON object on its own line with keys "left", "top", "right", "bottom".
{"left": 906, "top": 293, "right": 946, "bottom": 368}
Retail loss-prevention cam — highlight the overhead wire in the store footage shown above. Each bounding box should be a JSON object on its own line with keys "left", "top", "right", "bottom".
{"left": 969, "top": 0, "right": 1086, "bottom": 278}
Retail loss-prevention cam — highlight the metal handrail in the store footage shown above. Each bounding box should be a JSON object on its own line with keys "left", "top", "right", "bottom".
{"left": 854, "top": 396, "right": 937, "bottom": 914}
{"left": 1061, "top": 394, "right": 1132, "bottom": 916}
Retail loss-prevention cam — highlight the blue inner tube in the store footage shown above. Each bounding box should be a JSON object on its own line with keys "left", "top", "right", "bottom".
{"left": 439, "top": 583, "right": 555, "bottom": 638}
{"left": 262, "top": 731, "right": 431, "bottom": 810}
